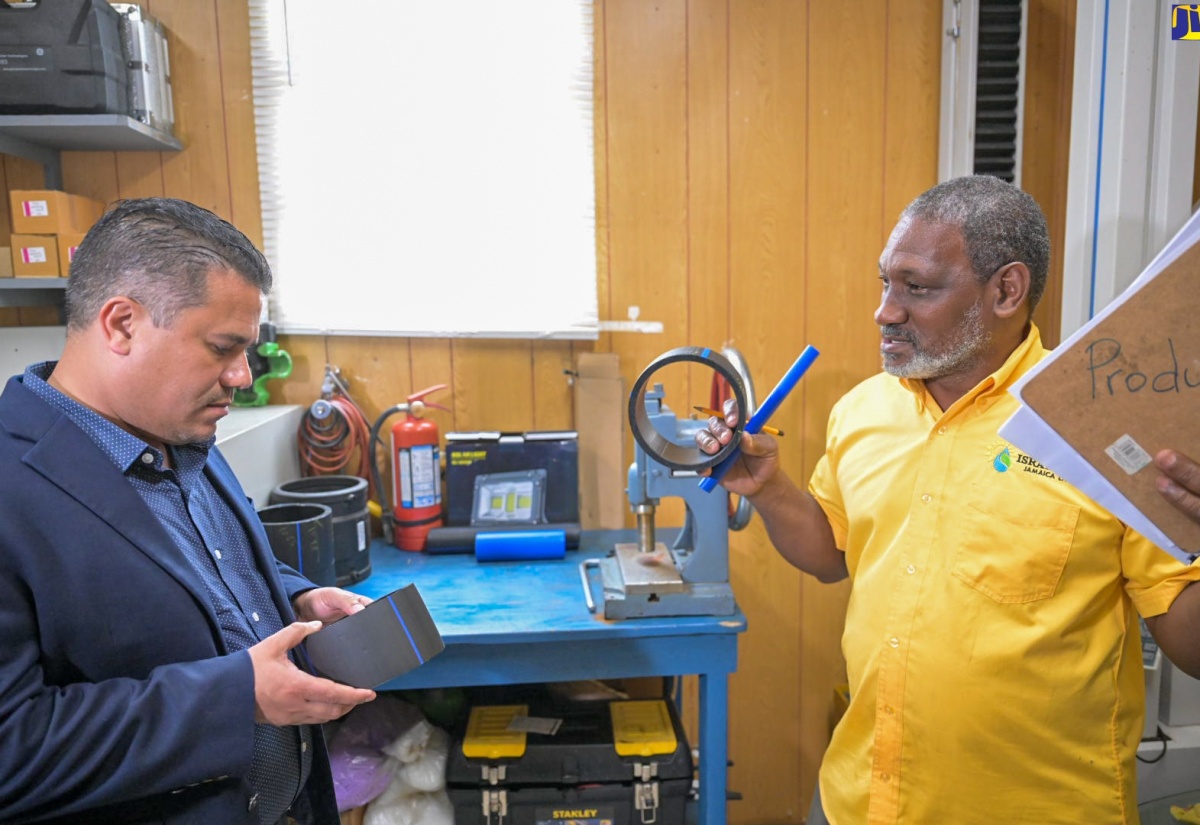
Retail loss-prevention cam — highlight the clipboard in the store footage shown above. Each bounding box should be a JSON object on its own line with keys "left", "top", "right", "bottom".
{"left": 1018, "top": 238, "right": 1200, "bottom": 551}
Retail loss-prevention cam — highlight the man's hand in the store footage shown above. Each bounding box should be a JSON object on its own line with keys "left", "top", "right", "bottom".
{"left": 292, "top": 587, "right": 370, "bottom": 625}
{"left": 248, "top": 621, "right": 376, "bottom": 725}
{"left": 1155, "top": 449, "right": 1200, "bottom": 526}
{"left": 695, "top": 398, "right": 781, "bottom": 497}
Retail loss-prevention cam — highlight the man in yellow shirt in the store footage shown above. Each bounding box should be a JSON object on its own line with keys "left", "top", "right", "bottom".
{"left": 699, "top": 175, "right": 1200, "bottom": 824}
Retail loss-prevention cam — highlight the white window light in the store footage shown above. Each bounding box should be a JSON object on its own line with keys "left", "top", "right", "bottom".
{"left": 248, "top": 0, "right": 598, "bottom": 339}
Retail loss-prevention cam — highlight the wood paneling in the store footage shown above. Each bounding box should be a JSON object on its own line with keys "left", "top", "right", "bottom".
{"left": 726, "top": 2, "right": 809, "bottom": 819}
{"left": 1023, "top": 0, "right": 1076, "bottom": 349}
{"left": 0, "top": 2, "right": 1079, "bottom": 821}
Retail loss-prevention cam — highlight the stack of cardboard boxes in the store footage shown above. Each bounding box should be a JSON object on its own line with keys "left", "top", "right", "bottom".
{"left": 6, "top": 190, "right": 105, "bottom": 279}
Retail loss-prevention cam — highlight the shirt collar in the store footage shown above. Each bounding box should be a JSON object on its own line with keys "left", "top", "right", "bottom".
{"left": 22, "top": 361, "right": 213, "bottom": 476}
{"left": 898, "top": 323, "right": 1045, "bottom": 415}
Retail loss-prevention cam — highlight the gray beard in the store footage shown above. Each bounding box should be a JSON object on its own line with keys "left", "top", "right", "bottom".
{"left": 882, "top": 300, "right": 991, "bottom": 380}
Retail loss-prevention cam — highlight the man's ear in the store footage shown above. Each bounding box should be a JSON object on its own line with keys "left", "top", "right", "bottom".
{"left": 97, "top": 297, "right": 143, "bottom": 355}
{"left": 991, "top": 262, "right": 1031, "bottom": 320}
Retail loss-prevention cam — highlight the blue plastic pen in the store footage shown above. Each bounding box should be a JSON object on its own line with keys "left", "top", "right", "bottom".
{"left": 699, "top": 345, "right": 820, "bottom": 492}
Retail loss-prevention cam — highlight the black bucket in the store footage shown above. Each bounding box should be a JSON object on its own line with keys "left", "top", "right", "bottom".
{"left": 270, "top": 475, "right": 371, "bottom": 585}
{"left": 256, "top": 502, "right": 337, "bottom": 587}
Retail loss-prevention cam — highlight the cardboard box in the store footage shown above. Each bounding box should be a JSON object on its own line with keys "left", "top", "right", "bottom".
{"left": 574, "top": 352, "right": 626, "bottom": 529}
{"left": 10, "top": 235, "right": 61, "bottom": 278}
{"left": 0, "top": 248, "right": 12, "bottom": 278}
{"left": 444, "top": 431, "right": 579, "bottom": 527}
{"left": 56, "top": 233, "right": 88, "bottom": 275}
{"left": 9, "top": 190, "right": 104, "bottom": 235}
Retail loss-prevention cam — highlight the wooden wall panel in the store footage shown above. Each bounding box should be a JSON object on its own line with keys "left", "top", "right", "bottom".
{"left": 60, "top": 151, "right": 120, "bottom": 207}
{"left": 0, "top": 2, "right": 1080, "bottom": 821}
{"left": 725, "top": 2, "right": 809, "bottom": 820}
{"left": 531, "top": 341, "right": 578, "bottom": 431}
{"left": 153, "top": 1, "right": 231, "bottom": 211}
{"left": 1023, "top": 0, "right": 1076, "bottom": 349}
{"left": 215, "top": 0, "right": 265, "bottom": 248}
{"left": 687, "top": 0, "right": 732, "bottom": 348}
{"left": 603, "top": 0, "right": 691, "bottom": 416}
{"left": 797, "top": 4, "right": 890, "bottom": 818}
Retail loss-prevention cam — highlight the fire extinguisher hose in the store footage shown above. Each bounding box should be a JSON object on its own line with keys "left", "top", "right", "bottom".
{"left": 367, "top": 403, "right": 410, "bottom": 544}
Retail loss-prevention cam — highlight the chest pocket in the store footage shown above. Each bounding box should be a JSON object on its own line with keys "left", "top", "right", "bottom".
{"left": 951, "top": 484, "right": 1080, "bottom": 603}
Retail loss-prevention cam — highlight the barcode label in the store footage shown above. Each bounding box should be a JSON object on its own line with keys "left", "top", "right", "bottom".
{"left": 22, "top": 200, "right": 48, "bottom": 218}
{"left": 21, "top": 246, "right": 46, "bottom": 264}
{"left": 1105, "top": 434, "right": 1152, "bottom": 475}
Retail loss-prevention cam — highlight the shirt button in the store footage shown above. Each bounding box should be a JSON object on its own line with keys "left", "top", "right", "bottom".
{"left": 888, "top": 636, "right": 900, "bottom": 648}
{"left": 140, "top": 452, "right": 154, "bottom": 465}
{"left": 881, "top": 772, "right": 891, "bottom": 782}
{"left": 884, "top": 705, "right": 895, "bottom": 715}
{"left": 214, "top": 550, "right": 223, "bottom": 560}
{"left": 247, "top": 792, "right": 259, "bottom": 812}
{"left": 302, "top": 740, "right": 309, "bottom": 752}
{"left": 906, "top": 564, "right": 916, "bottom": 575}
{"left": 252, "top": 612, "right": 260, "bottom": 622}
{"left": 937, "top": 426, "right": 947, "bottom": 435}
{"left": 921, "top": 493, "right": 932, "bottom": 503}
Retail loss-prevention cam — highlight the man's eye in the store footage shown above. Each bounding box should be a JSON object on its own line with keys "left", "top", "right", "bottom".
{"left": 907, "top": 283, "right": 929, "bottom": 294}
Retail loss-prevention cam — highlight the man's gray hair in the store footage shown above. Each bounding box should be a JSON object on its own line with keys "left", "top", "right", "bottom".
{"left": 64, "top": 198, "right": 272, "bottom": 331}
{"left": 902, "top": 175, "right": 1050, "bottom": 313}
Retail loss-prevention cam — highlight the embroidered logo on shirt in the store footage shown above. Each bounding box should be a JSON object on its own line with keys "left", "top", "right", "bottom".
{"left": 991, "top": 444, "right": 1062, "bottom": 480}
{"left": 992, "top": 447, "right": 1013, "bottom": 472}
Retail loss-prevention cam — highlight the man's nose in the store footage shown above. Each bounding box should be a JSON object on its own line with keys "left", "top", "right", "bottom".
{"left": 874, "top": 288, "right": 905, "bottom": 327}
{"left": 223, "top": 351, "right": 253, "bottom": 389}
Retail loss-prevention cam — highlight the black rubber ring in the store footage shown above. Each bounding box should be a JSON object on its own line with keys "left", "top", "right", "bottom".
{"left": 628, "top": 346, "right": 746, "bottom": 472}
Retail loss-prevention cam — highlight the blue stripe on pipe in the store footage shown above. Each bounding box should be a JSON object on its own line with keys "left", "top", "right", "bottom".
{"left": 388, "top": 595, "right": 425, "bottom": 665}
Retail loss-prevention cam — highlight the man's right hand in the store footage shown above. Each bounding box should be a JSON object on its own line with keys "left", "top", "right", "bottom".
{"left": 695, "top": 398, "right": 782, "bottom": 497}
{"left": 247, "top": 621, "right": 375, "bottom": 726}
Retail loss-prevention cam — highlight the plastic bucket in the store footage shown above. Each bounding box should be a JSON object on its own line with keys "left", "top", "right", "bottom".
{"left": 256, "top": 502, "right": 337, "bottom": 587}
{"left": 270, "top": 475, "right": 371, "bottom": 585}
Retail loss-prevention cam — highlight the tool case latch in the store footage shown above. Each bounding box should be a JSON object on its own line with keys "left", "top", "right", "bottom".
{"left": 481, "top": 787, "right": 507, "bottom": 825}
{"left": 633, "top": 761, "right": 661, "bottom": 824}
{"left": 480, "top": 765, "right": 508, "bottom": 825}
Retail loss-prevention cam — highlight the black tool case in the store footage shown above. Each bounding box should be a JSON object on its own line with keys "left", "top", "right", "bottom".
{"left": 0, "top": 0, "right": 129, "bottom": 115}
{"left": 447, "top": 696, "right": 693, "bottom": 825}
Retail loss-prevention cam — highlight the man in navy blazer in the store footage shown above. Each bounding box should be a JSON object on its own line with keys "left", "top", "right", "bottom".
{"left": 0, "top": 198, "right": 376, "bottom": 823}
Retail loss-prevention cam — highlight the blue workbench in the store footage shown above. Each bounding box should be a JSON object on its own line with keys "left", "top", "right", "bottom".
{"left": 348, "top": 529, "right": 746, "bottom": 825}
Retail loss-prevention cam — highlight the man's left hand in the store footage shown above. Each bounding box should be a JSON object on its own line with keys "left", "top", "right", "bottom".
{"left": 292, "top": 587, "right": 370, "bottom": 624}
{"left": 1155, "top": 449, "right": 1200, "bottom": 526}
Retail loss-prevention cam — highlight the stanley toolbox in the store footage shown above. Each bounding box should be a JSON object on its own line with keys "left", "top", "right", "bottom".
{"left": 447, "top": 698, "right": 693, "bottom": 825}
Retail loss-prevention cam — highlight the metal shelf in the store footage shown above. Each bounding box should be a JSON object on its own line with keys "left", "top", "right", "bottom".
{"left": 0, "top": 278, "right": 67, "bottom": 309}
{"left": 0, "top": 114, "right": 181, "bottom": 189}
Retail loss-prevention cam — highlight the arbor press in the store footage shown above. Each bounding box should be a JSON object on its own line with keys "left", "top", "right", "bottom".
{"left": 581, "top": 347, "right": 752, "bottom": 619}
{"left": 580, "top": 345, "right": 819, "bottom": 619}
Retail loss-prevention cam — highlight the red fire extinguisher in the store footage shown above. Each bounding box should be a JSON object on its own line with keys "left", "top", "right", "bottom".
{"left": 391, "top": 384, "right": 449, "bottom": 552}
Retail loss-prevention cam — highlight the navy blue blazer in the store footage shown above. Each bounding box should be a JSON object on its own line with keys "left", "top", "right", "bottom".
{"left": 0, "top": 376, "right": 339, "bottom": 824}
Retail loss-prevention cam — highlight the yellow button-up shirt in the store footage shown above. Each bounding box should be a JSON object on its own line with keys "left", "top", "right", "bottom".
{"left": 809, "top": 325, "right": 1200, "bottom": 825}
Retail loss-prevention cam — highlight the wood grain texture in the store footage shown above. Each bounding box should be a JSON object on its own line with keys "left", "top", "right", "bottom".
{"left": 725, "top": 1, "right": 808, "bottom": 819}
{"left": 152, "top": 0, "right": 232, "bottom": 213}
{"left": 1023, "top": 0, "right": 1075, "bottom": 349}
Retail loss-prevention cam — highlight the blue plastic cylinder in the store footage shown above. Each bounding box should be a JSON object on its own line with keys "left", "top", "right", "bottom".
{"left": 474, "top": 530, "right": 567, "bottom": 562}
